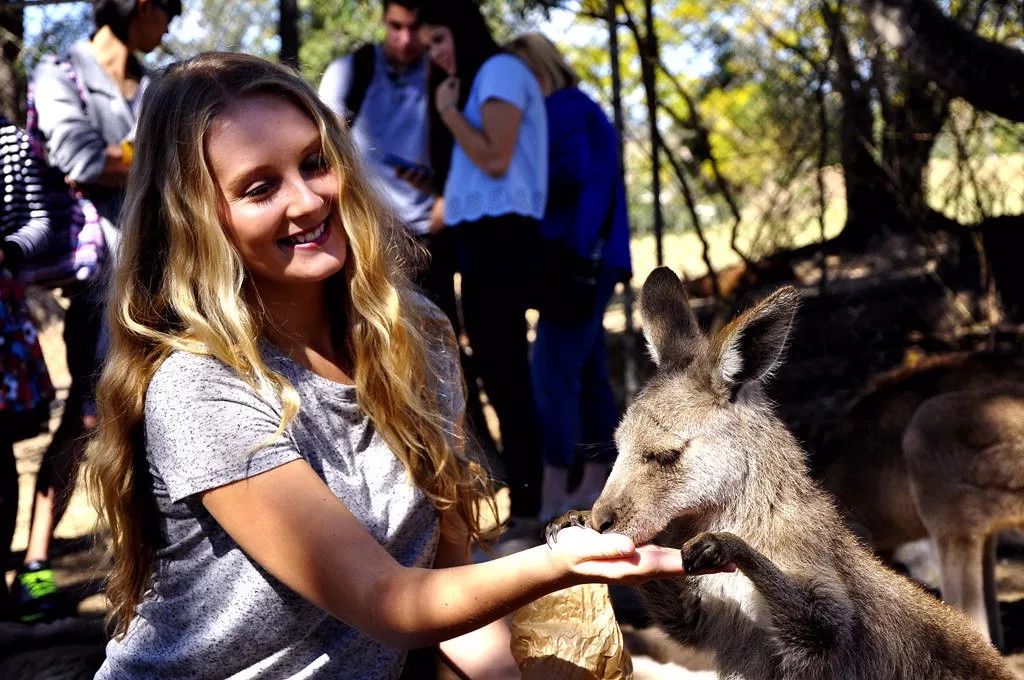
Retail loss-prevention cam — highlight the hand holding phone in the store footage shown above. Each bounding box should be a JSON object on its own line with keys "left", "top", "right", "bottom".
{"left": 380, "top": 152, "right": 433, "bottom": 178}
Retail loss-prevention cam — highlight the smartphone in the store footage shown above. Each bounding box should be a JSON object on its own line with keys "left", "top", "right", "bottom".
{"left": 379, "top": 152, "right": 433, "bottom": 178}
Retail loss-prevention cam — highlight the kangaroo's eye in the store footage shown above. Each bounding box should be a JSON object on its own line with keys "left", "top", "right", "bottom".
{"left": 643, "top": 443, "right": 687, "bottom": 466}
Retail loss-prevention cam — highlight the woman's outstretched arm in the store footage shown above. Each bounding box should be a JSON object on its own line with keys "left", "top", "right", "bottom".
{"left": 434, "top": 511, "right": 518, "bottom": 680}
{"left": 201, "top": 458, "right": 683, "bottom": 651}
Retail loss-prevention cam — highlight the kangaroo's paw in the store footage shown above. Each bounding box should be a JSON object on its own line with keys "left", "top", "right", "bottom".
{"left": 682, "top": 532, "right": 741, "bottom": 575}
{"left": 544, "top": 510, "right": 591, "bottom": 548}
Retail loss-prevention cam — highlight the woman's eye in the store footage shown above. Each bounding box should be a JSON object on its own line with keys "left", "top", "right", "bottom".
{"left": 302, "top": 153, "right": 329, "bottom": 175}
{"left": 244, "top": 182, "right": 275, "bottom": 202}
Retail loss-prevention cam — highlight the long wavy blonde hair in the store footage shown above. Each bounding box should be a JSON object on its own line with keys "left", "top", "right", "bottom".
{"left": 85, "top": 52, "right": 496, "bottom": 638}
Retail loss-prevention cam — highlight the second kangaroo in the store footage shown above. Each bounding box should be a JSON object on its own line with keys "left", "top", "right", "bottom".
{"left": 548, "top": 267, "right": 1012, "bottom": 680}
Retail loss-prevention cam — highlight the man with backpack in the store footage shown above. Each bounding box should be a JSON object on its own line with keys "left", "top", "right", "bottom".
{"left": 318, "top": 0, "right": 434, "bottom": 237}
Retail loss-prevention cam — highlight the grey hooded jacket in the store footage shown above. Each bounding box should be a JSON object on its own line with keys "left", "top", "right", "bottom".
{"left": 31, "top": 40, "right": 148, "bottom": 226}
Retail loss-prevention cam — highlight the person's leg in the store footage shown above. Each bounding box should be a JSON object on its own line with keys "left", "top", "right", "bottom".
{"left": 0, "top": 435, "right": 17, "bottom": 619}
{"left": 532, "top": 313, "right": 588, "bottom": 519}
{"left": 457, "top": 218, "right": 543, "bottom": 520}
{"left": 415, "top": 230, "right": 498, "bottom": 468}
{"left": 415, "top": 230, "right": 459, "bottom": 329}
{"left": 24, "top": 286, "right": 101, "bottom": 562}
{"left": 14, "top": 284, "right": 102, "bottom": 621}
{"left": 572, "top": 272, "right": 622, "bottom": 506}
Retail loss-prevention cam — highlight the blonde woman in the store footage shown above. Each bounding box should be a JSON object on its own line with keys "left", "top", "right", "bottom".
{"left": 507, "top": 33, "right": 633, "bottom": 517}
{"left": 86, "top": 52, "right": 686, "bottom": 678}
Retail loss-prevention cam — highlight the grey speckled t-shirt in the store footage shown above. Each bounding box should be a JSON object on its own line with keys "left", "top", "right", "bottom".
{"left": 97, "top": 309, "right": 464, "bottom": 679}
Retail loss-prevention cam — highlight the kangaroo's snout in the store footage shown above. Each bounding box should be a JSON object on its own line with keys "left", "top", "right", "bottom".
{"left": 590, "top": 503, "right": 617, "bottom": 534}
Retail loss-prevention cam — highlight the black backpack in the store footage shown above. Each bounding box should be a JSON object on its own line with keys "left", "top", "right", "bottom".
{"left": 344, "top": 44, "right": 376, "bottom": 127}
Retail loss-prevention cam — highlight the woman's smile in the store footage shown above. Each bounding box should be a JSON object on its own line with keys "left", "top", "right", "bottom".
{"left": 278, "top": 215, "right": 333, "bottom": 250}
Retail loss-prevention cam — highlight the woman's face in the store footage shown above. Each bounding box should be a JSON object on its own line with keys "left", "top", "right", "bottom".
{"left": 130, "top": 0, "right": 174, "bottom": 53}
{"left": 420, "top": 24, "right": 456, "bottom": 75}
{"left": 206, "top": 95, "right": 346, "bottom": 297}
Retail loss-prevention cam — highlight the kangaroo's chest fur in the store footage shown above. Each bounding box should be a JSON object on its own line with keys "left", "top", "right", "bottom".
{"left": 641, "top": 542, "right": 805, "bottom": 676}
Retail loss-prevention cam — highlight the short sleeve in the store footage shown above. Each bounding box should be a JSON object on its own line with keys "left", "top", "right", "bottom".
{"left": 318, "top": 56, "right": 354, "bottom": 119}
{"left": 474, "top": 55, "right": 534, "bottom": 112}
{"left": 145, "top": 352, "right": 302, "bottom": 503}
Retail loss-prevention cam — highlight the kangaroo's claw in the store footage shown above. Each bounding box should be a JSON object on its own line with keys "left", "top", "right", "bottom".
{"left": 544, "top": 510, "right": 592, "bottom": 548}
{"left": 682, "top": 532, "right": 740, "bottom": 575}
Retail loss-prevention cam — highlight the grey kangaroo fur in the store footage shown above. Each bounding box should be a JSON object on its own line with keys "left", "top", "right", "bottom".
{"left": 548, "top": 267, "right": 1012, "bottom": 680}
{"left": 816, "top": 353, "right": 1024, "bottom": 649}
{"left": 903, "top": 386, "right": 1024, "bottom": 649}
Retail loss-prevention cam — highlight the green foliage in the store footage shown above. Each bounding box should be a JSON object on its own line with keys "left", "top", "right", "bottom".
{"left": 12, "top": 0, "right": 1023, "bottom": 262}
{"left": 299, "top": 0, "right": 381, "bottom": 83}
{"left": 19, "top": 4, "right": 92, "bottom": 72}
{"left": 163, "top": 0, "right": 279, "bottom": 61}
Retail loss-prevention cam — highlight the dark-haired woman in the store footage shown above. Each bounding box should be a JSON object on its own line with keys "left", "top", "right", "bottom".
{"left": 15, "top": 0, "right": 179, "bottom": 622}
{"left": 420, "top": 0, "right": 548, "bottom": 539}
{"left": 507, "top": 33, "right": 632, "bottom": 518}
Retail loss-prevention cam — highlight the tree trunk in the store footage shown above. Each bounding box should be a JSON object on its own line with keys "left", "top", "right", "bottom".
{"left": 639, "top": 0, "right": 664, "bottom": 265}
{"left": 825, "top": 5, "right": 905, "bottom": 249}
{"left": 0, "top": 5, "right": 24, "bottom": 123}
{"left": 607, "top": 0, "right": 639, "bottom": 401}
{"left": 278, "top": 0, "right": 299, "bottom": 67}
{"left": 879, "top": 68, "right": 949, "bottom": 228}
{"left": 865, "top": 0, "right": 1024, "bottom": 123}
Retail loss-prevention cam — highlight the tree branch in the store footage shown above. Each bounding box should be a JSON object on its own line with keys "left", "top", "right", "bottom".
{"left": 864, "top": 0, "right": 1024, "bottom": 122}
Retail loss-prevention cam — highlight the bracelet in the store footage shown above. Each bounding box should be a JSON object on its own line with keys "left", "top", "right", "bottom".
{"left": 120, "top": 140, "right": 134, "bottom": 166}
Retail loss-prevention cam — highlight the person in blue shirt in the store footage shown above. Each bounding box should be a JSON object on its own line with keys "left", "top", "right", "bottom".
{"left": 508, "top": 33, "right": 633, "bottom": 518}
{"left": 419, "top": 0, "right": 548, "bottom": 538}
{"left": 318, "top": 0, "right": 433, "bottom": 237}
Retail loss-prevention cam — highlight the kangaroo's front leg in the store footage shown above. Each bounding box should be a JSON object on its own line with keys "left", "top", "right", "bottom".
{"left": 684, "top": 532, "right": 855, "bottom": 666}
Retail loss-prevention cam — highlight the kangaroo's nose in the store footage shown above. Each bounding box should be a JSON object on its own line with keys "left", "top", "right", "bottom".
{"left": 590, "top": 505, "right": 617, "bottom": 534}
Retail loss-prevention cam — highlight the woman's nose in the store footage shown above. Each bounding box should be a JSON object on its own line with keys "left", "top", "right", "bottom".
{"left": 286, "top": 179, "right": 325, "bottom": 220}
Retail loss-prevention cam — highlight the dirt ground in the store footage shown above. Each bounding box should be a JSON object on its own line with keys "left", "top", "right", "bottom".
{"left": 4, "top": 298, "right": 1024, "bottom": 679}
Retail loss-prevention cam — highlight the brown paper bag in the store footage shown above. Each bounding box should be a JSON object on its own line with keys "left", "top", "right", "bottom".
{"left": 510, "top": 583, "right": 633, "bottom": 680}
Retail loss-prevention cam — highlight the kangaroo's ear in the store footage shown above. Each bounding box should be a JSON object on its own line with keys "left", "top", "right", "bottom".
{"left": 711, "top": 286, "right": 798, "bottom": 389}
{"left": 640, "top": 267, "right": 702, "bottom": 369}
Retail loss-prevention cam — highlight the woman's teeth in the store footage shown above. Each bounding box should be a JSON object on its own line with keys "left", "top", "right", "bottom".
{"left": 285, "top": 221, "right": 326, "bottom": 245}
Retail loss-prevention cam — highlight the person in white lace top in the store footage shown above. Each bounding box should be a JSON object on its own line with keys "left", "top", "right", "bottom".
{"left": 420, "top": 0, "right": 549, "bottom": 535}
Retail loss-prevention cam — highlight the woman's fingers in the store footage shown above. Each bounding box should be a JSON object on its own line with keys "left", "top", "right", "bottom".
{"left": 548, "top": 526, "right": 690, "bottom": 583}
{"left": 555, "top": 526, "right": 635, "bottom": 559}
{"left": 572, "top": 545, "right": 685, "bottom": 583}
{"left": 633, "top": 545, "right": 686, "bottom": 576}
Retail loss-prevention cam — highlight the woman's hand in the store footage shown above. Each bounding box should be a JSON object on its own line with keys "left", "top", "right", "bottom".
{"left": 428, "top": 198, "right": 446, "bottom": 234}
{"left": 435, "top": 76, "right": 460, "bottom": 115}
{"left": 547, "top": 525, "right": 690, "bottom": 586}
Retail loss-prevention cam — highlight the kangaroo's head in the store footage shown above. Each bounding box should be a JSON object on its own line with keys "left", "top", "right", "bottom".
{"left": 591, "top": 267, "right": 799, "bottom": 544}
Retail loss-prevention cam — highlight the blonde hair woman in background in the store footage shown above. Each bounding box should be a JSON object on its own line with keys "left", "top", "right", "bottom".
{"left": 507, "top": 33, "right": 633, "bottom": 519}
{"left": 86, "top": 52, "right": 685, "bottom": 679}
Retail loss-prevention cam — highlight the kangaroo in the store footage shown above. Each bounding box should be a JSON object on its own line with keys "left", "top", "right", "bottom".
{"left": 547, "top": 267, "right": 1013, "bottom": 680}
{"left": 817, "top": 351, "right": 1024, "bottom": 560}
{"left": 902, "top": 386, "right": 1024, "bottom": 649}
